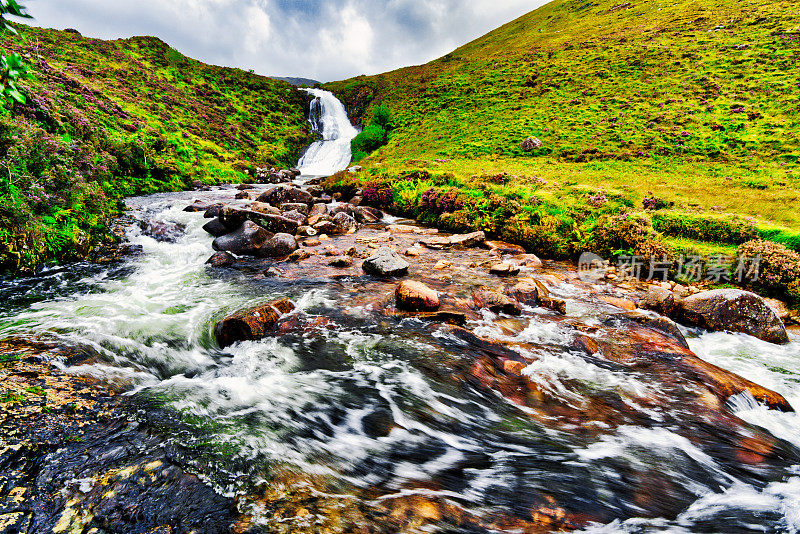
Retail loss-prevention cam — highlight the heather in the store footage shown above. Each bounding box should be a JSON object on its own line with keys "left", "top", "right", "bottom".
{"left": 0, "top": 25, "right": 312, "bottom": 272}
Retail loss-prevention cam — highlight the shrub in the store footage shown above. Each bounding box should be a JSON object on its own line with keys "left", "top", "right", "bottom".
{"left": 588, "top": 212, "right": 663, "bottom": 257}
{"left": 361, "top": 180, "right": 392, "bottom": 207}
{"left": 652, "top": 211, "right": 758, "bottom": 245}
{"left": 758, "top": 227, "right": 800, "bottom": 253}
{"left": 737, "top": 240, "right": 800, "bottom": 300}
{"left": 420, "top": 187, "right": 463, "bottom": 215}
{"left": 350, "top": 104, "right": 393, "bottom": 162}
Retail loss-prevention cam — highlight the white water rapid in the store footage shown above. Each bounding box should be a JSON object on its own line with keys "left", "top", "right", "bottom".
{"left": 297, "top": 88, "right": 359, "bottom": 176}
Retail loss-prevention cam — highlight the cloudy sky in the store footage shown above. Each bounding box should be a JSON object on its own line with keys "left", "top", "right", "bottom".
{"left": 17, "top": 0, "right": 544, "bottom": 82}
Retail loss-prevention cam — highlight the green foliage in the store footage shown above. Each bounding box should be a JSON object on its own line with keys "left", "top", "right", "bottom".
{"left": 351, "top": 104, "right": 392, "bottom": 162}
{"left": 0, "top": 0, "right": 30, "bottom": 33}
{"left": 758, "top": 227, "right": 800, "bottom": 253}
{"left": 0, "top": 50, "right": 27, "bottom": 106}
{"left": 0, "top": 26, "right": 313, "bottom": 272}
{"left": 652, "top": 211, "right": 758, "bottom": 245}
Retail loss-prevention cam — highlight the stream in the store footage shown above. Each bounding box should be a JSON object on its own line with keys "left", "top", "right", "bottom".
{"left": 1, "top": 91, "right": 800, "bottom": 533}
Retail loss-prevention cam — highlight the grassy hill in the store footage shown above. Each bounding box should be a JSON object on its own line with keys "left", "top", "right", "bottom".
{"left": 323, "top": 0, "right": 800, "bottom": 302}
{"left": 0, "top": 25, "right": 312, "bottom": 272}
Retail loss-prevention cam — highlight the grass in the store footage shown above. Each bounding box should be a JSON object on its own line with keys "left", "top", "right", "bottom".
{"left": 0, "top": 25, "right": 313, "bottom": 273}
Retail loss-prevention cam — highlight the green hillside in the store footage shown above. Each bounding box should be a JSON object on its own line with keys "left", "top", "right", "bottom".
{"left": 0, "top": 25, "right": 312, "bottom": 272}
{"left": 324, "top": 0, "right": 800, "bottom": 303}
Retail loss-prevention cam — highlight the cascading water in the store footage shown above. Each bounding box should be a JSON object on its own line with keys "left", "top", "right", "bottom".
{"left": 297, "top": 88, "right": 359, "bottom": 176}
{"left": 0, "top": 98, "right": 799, "bottom": 532}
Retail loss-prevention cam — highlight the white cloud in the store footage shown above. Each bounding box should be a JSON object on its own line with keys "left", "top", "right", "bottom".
{"left": 20, "top": 0, "right": 547, "bottom": 81}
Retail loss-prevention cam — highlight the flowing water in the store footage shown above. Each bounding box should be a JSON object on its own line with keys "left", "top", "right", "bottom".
{"left": 297, "top": 88, "right": 359, "bottom": 176}
{"left": 1, "top": 94, "right": 800, "bottom": 533}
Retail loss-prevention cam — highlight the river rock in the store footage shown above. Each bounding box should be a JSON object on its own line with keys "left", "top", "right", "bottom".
{"left": 281, "top": 210, "right": 308, "bottom": 225}
{"left": 507, "top": 281, "right": 540, "bottom": 307}
{"left": 249, "top": 202, "right": 282, "bottom": 216}
{"left": 309, "top": 203, "right": 327, "bottom": 217}
{"left": 642, "top": 286, "right": 677, "bottom": 316}
{"left": 332, "top": 212, "right": 358, "bottom": 234}
{"left": 472, "top": 289, "right": 522, "bottom": 316}
{"left": 184, "top": 201, "right": 220, "bottom": 213}
{"left": 490, "top": 262, "right": 521, "bottom": 276}
{"left": 141, "top": 220, "right": 185, "bottom": 243}
{"left": 219, "top": 206, "right": 300, "bottom": 235}
{"left": 204, "top": 205, "right": 224, "bottom": 218}
{"left": 677, "top": 289, "right": 790, "bottom": 344}
{"left": 485, "top": 240, "right": 526, "bottom": 255}
{"left": 256, "top": 185, "right": 314, "bottom": 207}
{"left": 353, "top": 206, "right": 382, "bottom": 224}
{"left": 396, "top": 281, "right": 440, "bottom": 312}
{"left": 313, "top": 220, "right": 337, "bottom": 235}
{"left": 212, "top": 220, "right": 271, "bottom": 256}
{"left": 258, "top": 233, "right": 298, "bottom": 258}
{"left": 362, "top": 247, "right": 410, "bottom": 277}
{"left": 235, "top": 191, "right": 251, "bottom": 200}
{"left": 206, "top": 251, "right": 236, "bottom": 267}
{"left": 214, "top": 298, "right": 295, "bottom": 348}
{"left": 202, "top": 218, "right": 228, "bottom": 237}
{"left": 236, "top": 183, "right": 256, "bottom": 190}
{"left": 646, "top": 316, "right": 690, "bottom": 350}
{"left": 329, "top": 255, "right": 353, "bottom": 267}
{"left": 280, "top": 202, "right": 310, "bottom": 216}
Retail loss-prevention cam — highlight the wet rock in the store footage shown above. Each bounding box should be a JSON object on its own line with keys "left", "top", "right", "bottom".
{"left": 765, "top": 298, "right": 791, "bottom": 322}
{"left": 332, "top": 212, "right": 358, "bottom": 234}
{"left": 309, "top": 203, "right": 327, "bottom": 217}
{"left": 472, "top": 289, "right": 522, "bottom": 315}
{"left": 296, "top": 226, "right": 317, "bottom": 237}
{"left": 203, "top": 205, "right": 224, "bottom": 218}
{"left": 219, "top": 206, "right": 299, "bottom": 235}
{"left": 677, "top": 289, "right": 790, "bottom": 344}
{"left": 313, "top": 220, "right": 337, "bottom": 235}
{"left": 490, "top": 262, "right": 521, "bottom": 276}
{"left": 646, "top": 316, "right": 690, "bottom": 350}
{"left": 258, "top": 233, "right": 298, "bottom": 258}
{"left": 236, "top": 183, "right": 256, "bottom": 190}
{"left": 485, "top": 240, "right": 526, "bottom": 255}
{"left": 256, "top": 185, "right": 314, "bottom": 207}
{"left": 141, "top": 220, "right": 185, "bottom": 243}
{"left": 249, "top": 202, "right": 282, "bottom": 216}
{"left": 280, "top": 202, "right": 310, "bottom": 216}
{"left": 423, "top": 231, "right": 486, "bottom": 249}
{"left": 289, "top": 167, "right": 301, "bottom": 176}
{"left": 304, "top": 239, "right": 321, "bottom": 247}
{"left": 353, "top": 206, "right": 382, "bottom": 224}
{"left": 183, "top": 201, "right": 220, "bottom": 213}
{"left": 202, "top": 217, "right": 228, "bottom": 237}
{"left": 388, "top": 224, "right": 417, "bottom": 234}
{"left": 540, "top": 295, "right": 567, "bottom": 314}
{"left": 598, "top": 295, "right": 637, "bottom": 310}
{"left": 396, "top": 281, "right": 440, "bottom": 311}
{"left": 349, "top": 195, "right": 363, "bottom": 206}
{"left": 642, "top": 286, "right": 677, "bottom": 316}
{"left": 362, "top": 408, "right": 394, "bottom": 438}
{"left": 362, "top": 247, "right": 410, "bottom": 277}
{"left": 434, "top": 260, "right": 450, "bottom": 270}
{"left": 235, "top": 191, "right": 251, "bottom": 200}
{"left": 214, "top": 298, "right": 295, "bottom": 348}
{"left": 206, "top": 251, "right": 236, "bottom": 267}
{"left": 507, "top": 281, "right": 540, "bottom": 306}
{"left": 329, "top": 256, "right": 353, "bottom": 268}
{"left": 306, "top": 185, "right": 324, "bottom": 197}
{"left": 212, "top": 220, "right": 271, "bottom": 256}
{"left": 281, "top": 210, "right": 308, "bottom": 225}
{"left": 288, "top": 249, "right": 311, "bottom": 262}
{"left": 404, "top": 247, "right": 422, "bottom": 257}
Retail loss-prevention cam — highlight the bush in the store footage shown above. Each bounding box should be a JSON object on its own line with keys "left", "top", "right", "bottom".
{"left": 737, "top": 240, "right": 800, "bottom": 301}
{"left": 652, "top": 211, "right": 758, "bottom": 245}
{"left": 350, "top": 104, "right": 392, "bottom": 162}
{"left": 758, "top": 227, "right": 800, "bottom": 253}
{"left": 588, "top": 212, "right": 664, "bottom": 257}
{"left": 361, "top": 180, "right": 392, "bottom": 207}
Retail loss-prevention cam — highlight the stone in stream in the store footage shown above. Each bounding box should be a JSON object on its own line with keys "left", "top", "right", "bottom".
{"left": 395, "top": 281, "right": 440, "bottom": 312}
{"left": 212, "top": 220, "right": 271, "bottom": 256}
{"left": 258, "top": 233, "right": 298, "bottom": 258}
{"left": 214, "top": 298, "right": 295, "bottom": 348}
{"left": 235, "top": 191, "right": 251, "bottom": 200}
{"left": 183, "top": 200, "right": 221, "bottom": 213}
{"left": 506, "top": 281, "right": 540, "bottom": 307}
{"left": 332, "top": 212, "right": 358, "bottom": 234}
{"left": 280, "top": 202, "right": 310, "bottom": 216}
{"left": 281, "top": 210, "right": 308, "bottom": 225}
{"left": 219, "top": 206, "right": 299, "bottom": 235}
{"left": 485, "top": 240, "right": 526, "bottom": 255}
{"left": 309, "top": 203, "right": 327, "bottom": 217}
{"left": 140, "top": 220, "right": 185, "bottom": 243}
{"left": 642, "top": 286, "right": 677, "bottom": 317}
{"left": 206, "top": 251, "right": 236, "bottom": 267}
{"left": 329, "top": 255, "right": 353, "bottom": 268}
{"left": 490, "top": 262, "right": 521, "bottom": 276}
{"left": 236, "top": 183, "right": 256, "bottom": 190}
{"left": 676, "top": 289, "right": 790, "bottom": 344}
{"left": 362, "top": 247, "right": 410, "bottom": 277}
{"left": 203, "top": 205, "right": 224, "bottom": 218}
{"left": 353, "top": 206, "right": 382, "bottom": 224}
{"left": 256, "top": 185, "right": 314, "bottom": 207}
{"left": 472, "top": 288, "right": 522, "bottom": 316}
{"left": 202, "top": 217, "right": 228, "bottom": 237}
{"left": 422, "top": 231, "right": 486, "bottom": 249}
{"left": 249, "top": 202, "right": 282, "bottom": 216}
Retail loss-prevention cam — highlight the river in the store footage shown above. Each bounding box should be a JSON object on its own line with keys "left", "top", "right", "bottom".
{"left": 1, "top": 91, "right": 799, "bottom": 533}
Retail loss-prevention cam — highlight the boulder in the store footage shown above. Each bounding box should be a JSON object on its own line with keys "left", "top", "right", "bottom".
{"left": 521, "top": 137, "right": 543, "bottom": 151}
{"left": 281, "top": 210, "right": 308, "bottom": 225}
{"left": 646, "top": 316, "right": 690, "bottom": 350}
{"left": 206, "top": 251, "right": 236, "bottom": 268}
{"left": 258, "top": 233, "right": 298, "bottom": 258}
{"left": 642, "top": 286, "right": 677, "bottom": 316}
{"left": 362, "top": 247, "right": 410, "bottom": 277}
{"left": 202, "top": 218, "right": 229, "bottom": 237}
{"left": 214, "top": 298, "right": 295, "bottom": 348}
{"left": 677, "top": 289, "right": 790, "bottom": 344}
{"left": 490, "top": 262, "right": 521, "bottom": 276}
{"left": 395, "top": 281, "right": 440, "bottom": 312}
{"left": 280, "top": 202, "right": 310, "bottom": 216}
{"left": 184, "top": 201, "right": 220, "bottom": 213}
{"left": 485, "top": 240, "right": 526, "bottom": 255}
{"left": 203, "top": 205, "right": 224, "bottom": 218}
{"left": 256, "top": 185, "right": 314, "bottom": 207}
{"left": 353, "top": 206, "right": 382, "bottom": 224}
{"left": 313, "top": 220, "right": 337, "bottom": 235}
{"left": 507, "top": 281, "right": 540, "bottom": 307}
{"left": 141, "top": 220, "right": 185, "bottom": 242}
{"left": 249, "top": 202, "right": 282, "bottom": 216}
{"left": 236, "top": 183, "right": 256, "bottom": 190}
{"left": 332, "top": 212, "right": 358, "bottom": 234}
{"left": 235, "top": 191, "right": 251, "bottom": 200}
{"left": 212, "top": 220, "right": 271, "bottom": 256}
{"left": 329, "top": 256, "right": 353, "bottom": 268}
{"left": 309, "top": 203, "right": 327, "bottom": 217}
{"left": 219, "top": 206, "right": 299, "bottom": 235}
{"left": 449, "top": 231, "right": 486, "bottom": 248}
{"left": 472, "top": 289, "right": 522, "bottom": 316}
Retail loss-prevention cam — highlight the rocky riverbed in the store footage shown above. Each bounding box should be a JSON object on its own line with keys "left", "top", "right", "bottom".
{"left": 1, "top": 174, "right": 800, "bottom": 534}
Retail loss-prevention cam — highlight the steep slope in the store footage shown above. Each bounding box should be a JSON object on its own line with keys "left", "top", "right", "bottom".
{"left": 0, "top": 25, "right": 312, "bottom": 271}
{"left": 329, "top": 0, "right": 799, "bottom": 165}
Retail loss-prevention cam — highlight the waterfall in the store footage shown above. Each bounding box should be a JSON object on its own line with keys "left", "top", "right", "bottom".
{"left": 297, "top": 88, "right": 359, "bottom": 176}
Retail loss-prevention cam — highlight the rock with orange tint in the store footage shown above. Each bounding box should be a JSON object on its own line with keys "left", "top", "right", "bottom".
{"left": 214, "top": 298, "right": 295, "bottom": 348}
{"left": 472, "top": 288, "right": 522, "bottom": 315}
{"left": 395, "top": 280, "right": 440, "bottom": 311}
{"left": 598, "top": 295, "right": 637, "bottom": 310}
{"left": 485, "top": 240, "right": 526, "bottom": 255}
{"left": 507, "top": 281, "right": 540, "bottom": 306}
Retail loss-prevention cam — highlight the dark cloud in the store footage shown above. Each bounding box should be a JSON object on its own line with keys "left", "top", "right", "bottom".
{"left": 20, "top": 0, "right": 544, "bottom": 81}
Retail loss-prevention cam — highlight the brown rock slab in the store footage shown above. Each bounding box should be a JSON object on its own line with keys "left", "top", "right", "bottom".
{"left": 396, "top": 281, "right": 440, "bottom": 312}
{"left": 214, "top": 298, "right": 295, "bottom": 348}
